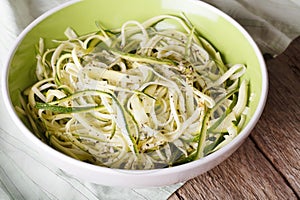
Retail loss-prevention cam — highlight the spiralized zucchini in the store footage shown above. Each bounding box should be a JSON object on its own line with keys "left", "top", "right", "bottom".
{"left": 18, "top": 14, "right": 249, "bottom": 169}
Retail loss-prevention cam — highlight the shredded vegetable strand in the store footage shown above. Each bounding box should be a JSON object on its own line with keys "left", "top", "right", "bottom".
{"left": 18, "top": 14, "right": 249, "bottom": 170}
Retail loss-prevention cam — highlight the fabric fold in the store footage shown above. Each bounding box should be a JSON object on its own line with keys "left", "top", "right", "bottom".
{"left": 202, "top": 0, "right": 300, "bottom": 55}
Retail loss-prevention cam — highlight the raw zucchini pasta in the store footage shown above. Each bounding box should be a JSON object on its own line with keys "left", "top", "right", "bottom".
{"left": 18, "top": 14, "right": 249, "bottom": 169}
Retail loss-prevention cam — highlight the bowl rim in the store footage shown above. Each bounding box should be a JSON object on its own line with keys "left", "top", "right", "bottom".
{"left": 1, "top": 0, "right": 268, "bottom": 183}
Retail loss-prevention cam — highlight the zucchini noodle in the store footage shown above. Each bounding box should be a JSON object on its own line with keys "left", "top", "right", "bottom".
{"left": 18, "top": 14, "right": 249, "bottom": 169}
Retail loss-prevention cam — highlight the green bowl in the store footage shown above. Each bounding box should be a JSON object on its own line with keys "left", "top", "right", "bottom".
{"left": 2, "top": 0, "right": 268, "bottom": 187}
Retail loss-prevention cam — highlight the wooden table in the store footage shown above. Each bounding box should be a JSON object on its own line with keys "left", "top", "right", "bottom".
{"left": 170, "top": 37, "right": 300, "bottom": 199}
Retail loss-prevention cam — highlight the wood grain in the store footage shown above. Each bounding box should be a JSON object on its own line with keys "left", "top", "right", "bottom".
{"left": 170, "top": 138, "right": 297, "bottom": 200}
{"left": 169, "top": 37, "right": 300, "bottom": 200}
{"left": 250, "top": 37, "right": 300, "bottom": 196}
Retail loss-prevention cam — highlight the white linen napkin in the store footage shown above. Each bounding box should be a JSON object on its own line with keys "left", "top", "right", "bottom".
{"left": 202, "top": 0, "right": 300, "bottom": 55}
{"left": 0, "top": 0, "right": 299, "bottom": 199}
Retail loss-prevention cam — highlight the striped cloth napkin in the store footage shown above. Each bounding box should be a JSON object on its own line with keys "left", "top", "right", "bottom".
{"left": 0, "top": 0, "right": 299, "bottom": 199}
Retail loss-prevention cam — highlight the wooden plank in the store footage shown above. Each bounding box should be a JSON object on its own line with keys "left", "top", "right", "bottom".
{"left": 250, "top": 37, "right": 300, "bottom": 196}
{"left": 169, "top": 138, "right": 297, "bottom": 199}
